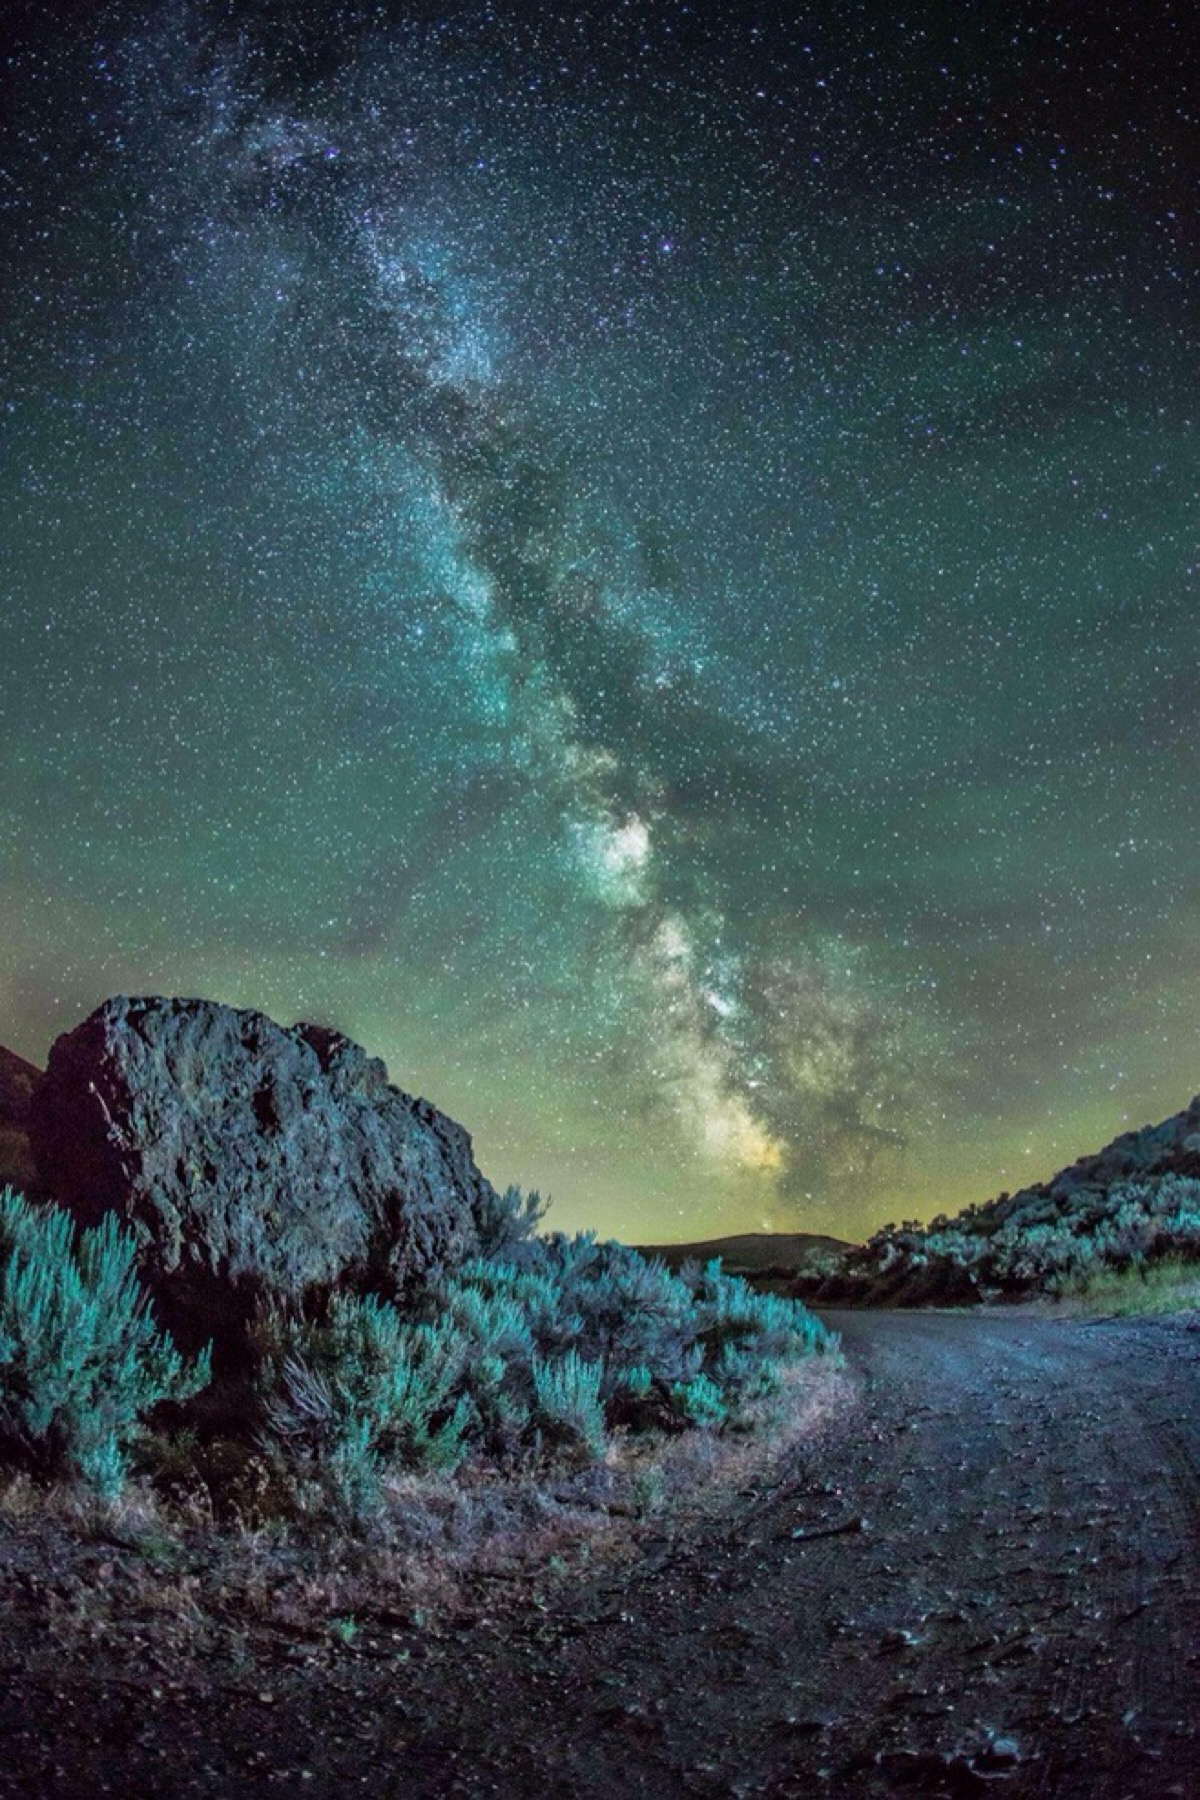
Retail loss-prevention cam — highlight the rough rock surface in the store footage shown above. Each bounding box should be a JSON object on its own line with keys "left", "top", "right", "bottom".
{"left": 28, "top": 997, "right": 491, "bottom": 1358}
{"left": 0, "top": 1045, "right": 42, "bottom": 1195}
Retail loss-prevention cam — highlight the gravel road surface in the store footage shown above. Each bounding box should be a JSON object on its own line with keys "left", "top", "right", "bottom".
{"left": 1, "top": 1307, "right": 1195, "bottom": 1797}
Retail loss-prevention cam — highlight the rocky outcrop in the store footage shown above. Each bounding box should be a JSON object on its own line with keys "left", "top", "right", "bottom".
{"left": 28, "top": 997, "right": 492, "bottom": 1361}
{"left": 0, "top": 1045, "right": 41, "bottom": 1132}
{"left": 0, "top": 1045, "right": 42, "bottom": 1196}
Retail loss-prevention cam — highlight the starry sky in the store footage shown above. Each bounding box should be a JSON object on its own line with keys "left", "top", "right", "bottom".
{"left": 1, "top": 0, "right": 1197, "bottom": 1243}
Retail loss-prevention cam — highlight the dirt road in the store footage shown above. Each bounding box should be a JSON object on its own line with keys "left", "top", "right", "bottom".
{"left": 1, "top": 1308, "right": 1196, "bottom": 1797}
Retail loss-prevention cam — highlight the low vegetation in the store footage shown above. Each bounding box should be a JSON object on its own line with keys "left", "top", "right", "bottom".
{"left": 0, "top": 1189, "right": 210, "bottom": 1499}
{"left": 0, "top": 1183, "right": 837, "bottom": 1524}
{"left": 255, "top": 1224, "right": 833, "bottom": 1519}
{"left": 1054, "top": 1254, "right": 1200, "bottom": 1318}
{"left": 807, "top": 1171, "right": 1200, "bottom": 1306}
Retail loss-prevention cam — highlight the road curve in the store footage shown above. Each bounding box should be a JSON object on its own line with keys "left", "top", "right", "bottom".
{"left": 0, "top": 1307, "right": 1195, "bottom": 1797}
{"left": 462, "top": 1305, "right": 1198, "bottom": 1800}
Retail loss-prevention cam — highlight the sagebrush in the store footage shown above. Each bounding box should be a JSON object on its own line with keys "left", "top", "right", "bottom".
{"left": 0, "top": 1187, "right": 210, "bottom": 1499}
{"left": 257, "top": 1198, "right": 837, "bottom": 1515}
{"left": 0, "top": 1181, "right": 835, "bottom": 1518}
{"left": 836, "top": 1171, "right": 1200, "bottom": 1300}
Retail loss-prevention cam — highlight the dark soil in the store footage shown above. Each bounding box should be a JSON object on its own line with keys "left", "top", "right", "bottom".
{"left": 0, "top": 1308, "right": 1195, "bottom": 1798}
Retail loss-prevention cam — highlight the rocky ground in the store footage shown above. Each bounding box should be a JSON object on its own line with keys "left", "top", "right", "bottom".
{"left": 0, "top": 1305, "right": 1195, "bottom": 1798}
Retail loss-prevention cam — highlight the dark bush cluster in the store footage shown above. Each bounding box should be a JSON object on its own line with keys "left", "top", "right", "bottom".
{"left": 0, "top": 1181, "right": 836, "bottom": 1511}
{"left": 256, "top": 1210, "right": 837, "bottom": 1516}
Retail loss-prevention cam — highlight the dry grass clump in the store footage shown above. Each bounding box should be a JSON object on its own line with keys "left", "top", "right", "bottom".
{"left": 1052, "top": 1255, "right": 1200, "bottom": 1319}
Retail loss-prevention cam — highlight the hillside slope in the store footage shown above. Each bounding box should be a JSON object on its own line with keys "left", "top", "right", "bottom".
{"left": 807, "top": 1095, "right": 1200, "bottom": 1304}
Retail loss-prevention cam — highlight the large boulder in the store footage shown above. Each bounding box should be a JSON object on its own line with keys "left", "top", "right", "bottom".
{"left": 0, "top": 1045, "right": 42, "bottom": 1196}
{"left": 28, "top": 997, "right": 491, "bottom": 1361}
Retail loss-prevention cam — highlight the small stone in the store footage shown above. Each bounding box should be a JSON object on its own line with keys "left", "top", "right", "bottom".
{"left": 878, "top": 1626, "right": 923, "bottom": 1653}
{"left": 776, "top": 1711, "right": 838, "bottom": 1735}
{"left": 976, "top": 1733, "right": 1021, "bottom": 1770}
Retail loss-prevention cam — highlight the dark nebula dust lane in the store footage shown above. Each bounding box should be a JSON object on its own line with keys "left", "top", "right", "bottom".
{"left": 1, "top": 1, "right": 1197, "bottom": 1241}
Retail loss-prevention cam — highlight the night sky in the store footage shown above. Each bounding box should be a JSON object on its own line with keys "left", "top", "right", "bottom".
{"left": 1, "top": 1, "right": 1197, "bottom": 1243}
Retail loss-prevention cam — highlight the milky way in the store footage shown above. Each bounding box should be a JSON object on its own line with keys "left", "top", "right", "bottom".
{"left": 1, "top": 1, "right": 1197, "bottom": 1240}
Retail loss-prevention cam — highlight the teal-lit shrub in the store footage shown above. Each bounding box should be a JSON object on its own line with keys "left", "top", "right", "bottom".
{"left": 685, "top": 1258, "right": 836, "bottom": 1386}
{"left": 536, "top": 1234, "right": 703, "bottom": 1394}
{"left": 619, "top": 1364, "right": 653, "bottom": 1399}
{"left": 437, "top": 1277, "right": 535, "bottom": 1452}
{"left": 669, "top": 1372, "right": 727, "bottom": 1429}
{"left": 531, "top": 1350, "right": 605, "bottom": 1457}
{"left": 259, "top": 1226, "right": 836, "bottom": 1507}
{"left": 473, "top": 1183, "right": 550, "bottom": 1263}
{"left": 258, "top": 1294, "right": 471, "bottom": 1516}
{"left": 849, "top": 1171, "right": 1200, "bottom": 1299}
{"left": 0, "top": 1188, "right": 210, "bottom": 1500}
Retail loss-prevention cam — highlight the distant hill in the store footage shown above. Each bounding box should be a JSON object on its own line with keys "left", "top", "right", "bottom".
{"left": 0, "top": 1044, "right": 42, "bottom": 1194}
{"left": 637, "top": 1231, "right": 852, "bottom": 1276}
